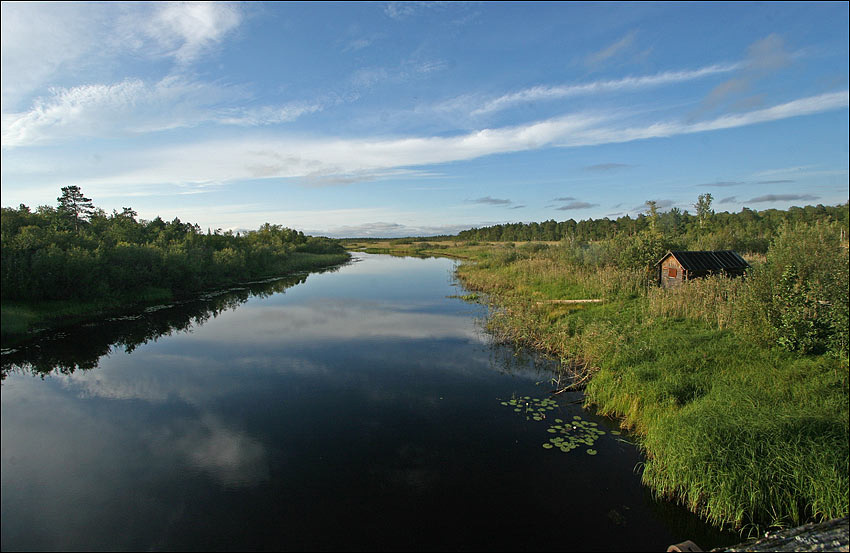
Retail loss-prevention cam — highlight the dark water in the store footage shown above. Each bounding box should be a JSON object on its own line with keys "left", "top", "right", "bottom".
{"left": 1, "top": 253, "right": 738, "bottom": 551}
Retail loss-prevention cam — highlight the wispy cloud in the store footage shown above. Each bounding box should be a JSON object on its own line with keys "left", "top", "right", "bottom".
{"left": 552, "top": 196, "right": 576, "bottom": 202}
{"left": 584, "top": 163, "right": 635, "bottom": 172}
{"left": 471, "top": 64, "right": 739, "bottom": 116}
{"left": 698, "top": 179, "right": 795, "bottom": 187}
{"left": 215, "top": 103, "right": 324, "bottom": 126}
{"left": 342, "top": 37, "right": 373, "bottom": 53}
{"left": 384, "top": 2, "right": 420, "bottom": 20}
{"left": 11, "top": 90, "right": 847, "bottom": 191}
{"left": 697, "top": 181, "right": 747, "bottom": 187}
{"left": 754, "top": 165, "right": 818, "bottom": 177}
{"left": 695, "top": 34, "right": 793, "bottom": 118}
{"left": 142, "top": 2, "right": 242, "bottom": 64}
{"left": 586, "top": 30, "right": 638, "bottom": 67}
{"left": 556, "top": 201, "right": 598, "bottom": 210}
{"left": 2, "top": 77, "right": 324, "bottom": 147}
{"left": 719, "top": 196, "right": 738, "bottom": 204}
{"left": 747, "top": 193, "right": 820, "bottom": 203}
{"left": 560, "top": 90, "right": 848, "bottom": 149}
{"left": 384, "top": 1, "right": 450, "bottom": 21}
{"left": 1, "top": 2, "right": 244, "bottom": 110}
{"left": 469, "top": 196, "right": 513, "bottom": 206}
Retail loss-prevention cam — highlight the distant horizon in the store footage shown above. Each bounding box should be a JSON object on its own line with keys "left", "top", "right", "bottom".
{"left": 5, "top": 185, "right": 848, "bottom": 239}
{"left": 2, "top": 2, "right": 848, "bottom": 238}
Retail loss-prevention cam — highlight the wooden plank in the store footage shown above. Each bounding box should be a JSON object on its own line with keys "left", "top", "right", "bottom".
{"left": 535, "top": 299, "right": 603, "bottom": 305}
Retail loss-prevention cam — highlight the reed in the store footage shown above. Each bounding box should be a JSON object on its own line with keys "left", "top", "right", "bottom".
{"left": 452, "top": 241, "right": 848, "bottom": 535}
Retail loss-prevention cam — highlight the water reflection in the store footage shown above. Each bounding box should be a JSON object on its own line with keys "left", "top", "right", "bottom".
{"left": 1, "top": 254, "right": 738, "bottom": 551}
{"left": 0, "top": 271, "right": 326, "bottom": 379}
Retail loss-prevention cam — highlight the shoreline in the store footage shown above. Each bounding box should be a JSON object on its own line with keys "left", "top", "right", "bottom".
{"left": 450, "top": 248, "right": 847, "bottom": 536}
{"left": 1, "top": 252, "right": 351, "bottom": 348}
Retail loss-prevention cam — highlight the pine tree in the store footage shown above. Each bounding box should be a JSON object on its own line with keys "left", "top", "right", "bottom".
{"left": 57, "top": 186, "right": 94, "bottom": 231}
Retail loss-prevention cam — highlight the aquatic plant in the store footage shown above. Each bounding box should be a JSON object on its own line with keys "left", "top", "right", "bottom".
{"left": 500, "top": 396, "right": 557, "bottom": 421}
{"left": 501, "top": 397, "right": 606, "bottom": 454}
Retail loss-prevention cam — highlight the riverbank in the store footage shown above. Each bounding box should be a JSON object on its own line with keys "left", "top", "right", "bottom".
{"left": 1, "top": 251, "right": 350, "bottom": 348}
{"left": 358, "top": 239, "right": 848, "bottom": 536}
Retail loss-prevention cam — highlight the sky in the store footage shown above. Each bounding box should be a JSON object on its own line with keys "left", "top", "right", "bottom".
{"left": 1, "top": 2, "right": 848, "bottom": 238}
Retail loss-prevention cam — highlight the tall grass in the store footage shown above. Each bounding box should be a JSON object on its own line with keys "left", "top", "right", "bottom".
{"left": 452, "top": 232, "right": 848, "bottom": 535}
{"left": 646, "top": 274, "right": 745, "bottom": 329}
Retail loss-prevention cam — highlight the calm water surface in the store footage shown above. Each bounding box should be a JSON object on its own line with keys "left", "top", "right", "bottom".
{"left": 1, "top": 253, "right": 737, "bottom": 551}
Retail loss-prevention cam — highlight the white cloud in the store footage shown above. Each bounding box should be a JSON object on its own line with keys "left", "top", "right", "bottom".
{"left": 214, "top": 103, "right": 324, "bottom": 126}
{"left": 450, "top": 63, "right": 740, "bottom": 116}
{"left": 2, "top": 77, "right": 324, "bottom": 147}
{"left": 0, "top": 2, "right": 100, "bottom": 110}
{"left": 142, "top": 2, "right": 243, "bottom": 64}
{"left": 0, "top": 2, "right": 244, "bottom": 112}
{"left": 5, "top": 91, "right": 847, "bottom": 201}
{"left": 556, "top": 91, "right": 849, "bottom": 148}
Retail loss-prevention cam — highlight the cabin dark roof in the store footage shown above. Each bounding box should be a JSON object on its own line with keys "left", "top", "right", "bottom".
{"left": 656, "top": 250, "right": 749, "bottom": 273}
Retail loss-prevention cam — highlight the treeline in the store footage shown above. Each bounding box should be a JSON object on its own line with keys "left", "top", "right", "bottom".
{"left": 470, "top": 217, "right": 848, "bottom": 357}
{"left": 1, "top": 186, "right": 347, "bottom": 302}
{"left": 457, "top": 198, "right": 849, "bottom": 254}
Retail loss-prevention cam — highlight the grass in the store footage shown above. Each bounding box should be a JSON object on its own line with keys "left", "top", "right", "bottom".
{"left": 424, "top": 241, "right": 847, "bottom": 535}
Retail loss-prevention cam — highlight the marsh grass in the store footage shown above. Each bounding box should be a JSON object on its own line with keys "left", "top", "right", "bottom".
{"left": 646, "top": 274, "right": 744, "bottom": 329}
{"left": 452, "top": 243, "right": 848, "bottom": 535}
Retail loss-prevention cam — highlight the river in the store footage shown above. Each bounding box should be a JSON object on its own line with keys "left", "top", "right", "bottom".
{"left": 1, "top": 253, "right": 737, "bottom": 551}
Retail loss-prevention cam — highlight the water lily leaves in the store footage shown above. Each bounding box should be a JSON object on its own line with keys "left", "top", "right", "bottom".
{"left": 500, "top": 395, "right": 558, "bottom": 421}
{"left": 500, "top": 396, "right": 610, "bottom": 456}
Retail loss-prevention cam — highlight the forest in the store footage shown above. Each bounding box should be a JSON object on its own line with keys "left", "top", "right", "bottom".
{"left": 0, "top": 186, "right": 346, "bottom": 303}
{"left": 1, "top": 186, "right": 348, "bottom": 342}
{"left": 456, "top": 196, "right": 849, "bottom": 255}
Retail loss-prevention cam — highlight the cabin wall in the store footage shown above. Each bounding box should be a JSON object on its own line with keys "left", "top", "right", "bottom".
{"left": 660, "top": 258, "right": 685, "bottom": 288}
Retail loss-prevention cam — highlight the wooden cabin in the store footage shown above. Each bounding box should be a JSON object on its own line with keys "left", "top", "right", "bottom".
{"left": 655, "top": 250, "right": 749, "bottom": 288}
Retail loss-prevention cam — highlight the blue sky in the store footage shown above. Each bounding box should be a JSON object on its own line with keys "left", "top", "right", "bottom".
{"left": 1, "top": 2, "right": 848, "bottom": 237}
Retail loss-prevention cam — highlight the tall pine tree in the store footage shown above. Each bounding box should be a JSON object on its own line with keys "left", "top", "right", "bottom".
{"left": 57, "top": 185, "right": 94, "bottom": 231}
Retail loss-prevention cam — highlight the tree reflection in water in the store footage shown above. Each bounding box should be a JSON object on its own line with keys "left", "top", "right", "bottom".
{"left": 0, "top": 268, "right": 342, "bottom": 380}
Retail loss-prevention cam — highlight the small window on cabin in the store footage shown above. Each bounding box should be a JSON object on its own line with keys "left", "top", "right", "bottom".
{"left": 668, "top": 267, "right": 677, "bottom": 278}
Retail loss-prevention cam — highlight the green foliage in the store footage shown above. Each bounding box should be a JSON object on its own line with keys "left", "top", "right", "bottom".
{"left": 615, "top": 230, "right": 667, "bottom": 270}
{"left": 452, "top": 210, "right": 849, "bottom": 532}
{"left": 736, "top": 221, "right": 849, "bottom": 355}
{"left": 694, "top": 192, "right": 714, "bottom": 230}
{"left": 773, "top": 265, "right": 822, "bottom": 353}
{"left": 1, "top": 189, "right": 348, "bottom": 307}
{"left": 456, "top": 200, "right": 848, "bottom": 257}
{"left": 56, "top": 185, "right": 95, "bottom": 231}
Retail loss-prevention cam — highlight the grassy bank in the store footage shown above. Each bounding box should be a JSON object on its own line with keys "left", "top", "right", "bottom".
{"left": 357, "top": 237, "right": 848, "bottom": 534}
{"left": 453, "top": 242, "right": 847, "bottom": 535}
{"left": 1, "top": 251, "right": 350, "bottom": 347}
